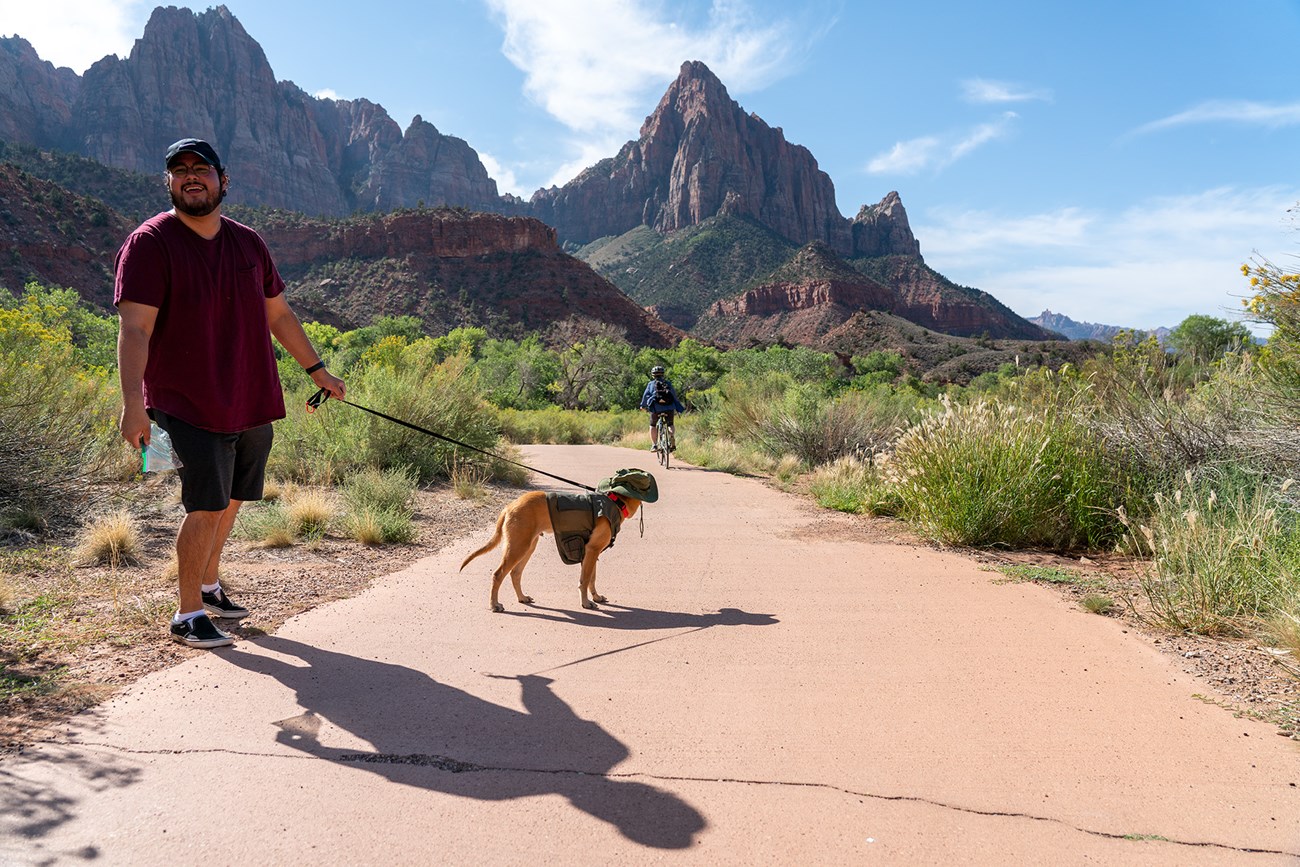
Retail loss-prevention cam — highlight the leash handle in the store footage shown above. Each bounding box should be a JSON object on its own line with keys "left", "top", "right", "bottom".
{"left": 306, "top": 387, "right": 330, "bottom": 413}
{"left": 304, "top": 388, "right": 596, "bottom": 493}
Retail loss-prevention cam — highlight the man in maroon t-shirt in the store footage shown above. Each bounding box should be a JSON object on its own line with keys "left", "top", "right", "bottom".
{"left": 116, "top": 138, "right": 346, "bottom": 649}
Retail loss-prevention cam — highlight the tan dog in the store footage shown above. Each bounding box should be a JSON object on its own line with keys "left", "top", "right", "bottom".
{"left": 460, "top": 490, "right": 642, "bottom": 612}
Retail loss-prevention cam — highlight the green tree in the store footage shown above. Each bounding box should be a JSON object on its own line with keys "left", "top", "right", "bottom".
{"left": 1166, "top": 314, "right": 1252, "bottom": 364}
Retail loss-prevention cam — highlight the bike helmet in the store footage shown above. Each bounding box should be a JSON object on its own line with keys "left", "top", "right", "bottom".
{"left": 650, "top": 365, "right": 665, "bottom": 378}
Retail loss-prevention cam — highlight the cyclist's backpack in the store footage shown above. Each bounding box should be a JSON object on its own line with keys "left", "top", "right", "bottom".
{"left": 654, "top": 379, "right": 672, "bottom": 405}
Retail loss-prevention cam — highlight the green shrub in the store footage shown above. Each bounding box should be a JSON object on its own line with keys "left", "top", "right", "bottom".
{"left": 270, "top": 352, "right": 504, "bottom": 484}
{"left": 0, "top": 292, "right": 120, "bottom": 525}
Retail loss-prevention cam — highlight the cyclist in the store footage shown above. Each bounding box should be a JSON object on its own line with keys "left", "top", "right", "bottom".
{"left": 639, "top": 365, "right": 685, "bottom": 451}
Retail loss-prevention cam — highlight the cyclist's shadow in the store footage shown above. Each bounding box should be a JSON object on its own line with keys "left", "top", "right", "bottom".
{"left": 222, "top": 636, "right": 704, "bottom": 849}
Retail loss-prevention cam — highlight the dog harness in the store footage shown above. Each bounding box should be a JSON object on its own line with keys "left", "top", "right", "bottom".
{"left": 545, "top": 492, "right": 627, "bottom": 565}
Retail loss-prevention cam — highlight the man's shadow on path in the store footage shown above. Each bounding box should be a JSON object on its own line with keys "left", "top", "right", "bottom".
{"left": 223, "top": 636, "right": 710, "bottom": 849}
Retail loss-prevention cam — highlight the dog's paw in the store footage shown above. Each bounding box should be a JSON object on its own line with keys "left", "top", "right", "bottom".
{"left": 517, "top": 595, "right": 534, "bottom": 604}
{"left": 592, "top": 593, "right": 607, "bottom": 604}
{"left": 582, "top": 599, "right": 599, "bottom": 610}
{"left": 491, "top": 602, "right": 505, "bottom": 613}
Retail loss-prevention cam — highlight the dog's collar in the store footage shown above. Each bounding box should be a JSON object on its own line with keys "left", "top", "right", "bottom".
{"left": 606, "top": 492, "right": 630, "bottom": 519}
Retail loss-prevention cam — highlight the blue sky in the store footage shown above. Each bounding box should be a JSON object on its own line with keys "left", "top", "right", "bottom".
{"left": 7, "top": 0, "right": 1300, "bottom": 334}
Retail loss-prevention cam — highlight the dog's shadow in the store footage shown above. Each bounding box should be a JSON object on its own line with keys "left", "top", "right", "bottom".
{"left": 222, "top": 636, "right": 705, "bottom": 849}
{"left": 510, "top": 604, "right": 779, "bottom": 632}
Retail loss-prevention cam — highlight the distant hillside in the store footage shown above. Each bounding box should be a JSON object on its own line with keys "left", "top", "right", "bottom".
{"left": 815, "top": 310, "right": 1106, "bottom": 385}
{"left": 1028, "top": 309, "right": 1169, "bottom": 343}
{"left": 0, "top": 162, "right": 133, "bottom": 306}
{"left": 206, "top": 208, "right": 682, "bottom": 347}
{"left": 577, "top": 214, "right": 798, "bottom": 330}
{"left": 0, "top": 140, "right": 163, "bottom": 222}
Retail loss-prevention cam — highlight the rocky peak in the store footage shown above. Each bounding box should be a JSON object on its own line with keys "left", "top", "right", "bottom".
{"left": 852, "top": 192, "right": 920, "bottom": 259}
{"left": 528, "top": 60, "right": 851, "bottom": 252}
{"left": 0, "top": 36, "right": 79, "bottom": 148}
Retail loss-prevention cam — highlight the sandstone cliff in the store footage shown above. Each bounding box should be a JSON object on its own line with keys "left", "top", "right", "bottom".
{"left": 0, "top": 38, "right": 78, "bottom": 150}
{"left": 0, "top": 7, "right": 500, "bottom": 216}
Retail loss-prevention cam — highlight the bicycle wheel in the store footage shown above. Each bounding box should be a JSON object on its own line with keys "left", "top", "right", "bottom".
{"left": 657, "top": 421, "right": 670, "bottom": 469}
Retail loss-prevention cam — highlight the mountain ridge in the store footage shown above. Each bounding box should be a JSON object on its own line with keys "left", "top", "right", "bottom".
{"left": 0, "top": 4, "right": 1073, "bottom": 363}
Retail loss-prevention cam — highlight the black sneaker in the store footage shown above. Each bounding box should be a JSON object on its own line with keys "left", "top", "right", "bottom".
{"left": 170, "top": 614, "right": 233, "bottom": 649}
{"left": 202, "top": 587, "right": 249, "bottom": 620}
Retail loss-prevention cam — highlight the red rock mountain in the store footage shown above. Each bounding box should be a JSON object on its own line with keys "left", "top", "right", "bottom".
{"left": 0, "top": 5, "right": 1053, "bottom": 349}
{"left": 254, "top": 209, "right": 681, "bottom": 347}
{"left": 522, "top": 62, "right": 919, "bottom": 260}
{"left": 0, "top": 7, "right": 500, "bottom": 216}
{"left": 694, "top": 243, "right": 1053, "bottom": 344}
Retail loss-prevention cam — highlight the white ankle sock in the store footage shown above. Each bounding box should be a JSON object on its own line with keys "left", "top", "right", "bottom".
{"left": 174, "top": 610, "right": 204, "bottom": 624}
{"left": 201, "top": 583, "right": 220, "bottom": 594}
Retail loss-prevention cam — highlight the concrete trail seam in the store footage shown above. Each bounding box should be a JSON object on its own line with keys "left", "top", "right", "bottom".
{"left": 44, "top": 739, "right": 1299, "bottom": 858}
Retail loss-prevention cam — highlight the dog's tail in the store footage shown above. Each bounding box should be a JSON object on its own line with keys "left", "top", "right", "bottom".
{"left": 459, "top": 510, "right": 506, "bottom": 571}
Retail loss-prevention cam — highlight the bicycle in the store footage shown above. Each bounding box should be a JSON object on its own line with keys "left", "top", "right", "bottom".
{"left": 654, "top": 415, "right": 673, "bottom": 469}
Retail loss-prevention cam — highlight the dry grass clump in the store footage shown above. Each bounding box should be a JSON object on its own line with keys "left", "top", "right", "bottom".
{"left": 237, "top": 486, "right": 336, "bottom": 547}
{"left": 450, "top": 461, "right": 491, "bottom": 501}
{"left": 285, "top": 490, "right": 335, "bottom": 538}
{"left": 340, "top": 467, "right": 417, "bottom": 544}
{"left": 74, "top": 509, "right": 142, "bottom": 567}
{"left": 1081, "top": 595, "right": 1117, "bottom": 615}
{"left": 1265, "top": 611, "right": 1300, "bottom": 658}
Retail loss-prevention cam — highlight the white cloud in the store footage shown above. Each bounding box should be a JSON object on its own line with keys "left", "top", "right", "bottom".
{"left": 478, "top": 151, "right": 522, "bottom": 197}
{"left": 867, "top": 113, "right": 1018, "bottom": 176}
{"left": 314, "top": 88, "right": 344, "bottom": 102}
{"left": 915, "top": 186, "right": 1300, "bottom": 331}
{"left": 1, "top": 0, "right": 150, "bottom": 72}
{"left": 948, "top": 112, "right": 1017, "bottom": 162}
{"left": 961, "top": 78, "right": 1052, "bottom": 104}
{"left": 866, "top": 137, "right": 940, "bottom": 175}
{"left": 483, "top": 0, "right": 798, "bottom": 137}
{"left": 1133, "top": 100, "right": 1300, "bottom": 135}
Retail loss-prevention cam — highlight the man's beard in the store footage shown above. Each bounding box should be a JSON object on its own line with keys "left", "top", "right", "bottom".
{"left": 170, "top": 184, "right": 224, "bottom": 217}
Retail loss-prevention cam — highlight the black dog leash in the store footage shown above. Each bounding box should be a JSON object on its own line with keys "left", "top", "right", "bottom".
{"left": 307, "top": 388, "right": 596, "bottom": 493}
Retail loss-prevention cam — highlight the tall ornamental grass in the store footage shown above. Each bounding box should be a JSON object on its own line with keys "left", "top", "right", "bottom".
{"left": 886, "top": 397, "right": 1123, "bottom": 550}
{"left": 1124, "top": 474, "right": 1300, "bottom": 636}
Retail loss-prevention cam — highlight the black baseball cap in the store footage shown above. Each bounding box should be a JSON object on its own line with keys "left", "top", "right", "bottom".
{"left": 164, "top": 138, "right": 223, "bottom": 174}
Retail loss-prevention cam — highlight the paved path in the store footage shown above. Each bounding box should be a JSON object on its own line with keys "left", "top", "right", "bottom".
{"left": 3, "top": 445, "right": 1299, "bottom": 865}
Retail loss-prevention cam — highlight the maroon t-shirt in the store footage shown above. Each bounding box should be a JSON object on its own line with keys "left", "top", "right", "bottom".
{"left": 114, "top": 212, "right": 287, "bottom": 433}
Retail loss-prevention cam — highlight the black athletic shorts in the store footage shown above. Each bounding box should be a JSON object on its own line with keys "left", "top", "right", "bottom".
{"left": 151, "top": 409, "right": 274, "bottom": 513}
{"left": 650, "top": 410, "right": 675, "bottom": 427}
